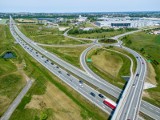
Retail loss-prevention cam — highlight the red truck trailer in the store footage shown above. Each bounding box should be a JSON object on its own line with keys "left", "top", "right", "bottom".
{"left": 103, "top": 98, "right": 116, "bottom": 110}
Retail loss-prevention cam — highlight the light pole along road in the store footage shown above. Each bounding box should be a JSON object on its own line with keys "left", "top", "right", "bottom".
{"left": 10, "top": 16, "right": 160, "bottom": 119}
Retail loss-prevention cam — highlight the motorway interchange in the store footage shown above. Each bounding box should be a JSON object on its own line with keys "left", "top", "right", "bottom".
{"left": 9, "top": 16, "right": 160, "bottom": 120}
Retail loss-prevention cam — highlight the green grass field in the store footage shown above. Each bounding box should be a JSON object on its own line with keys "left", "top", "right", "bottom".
{"left": 121, "top": 31, "right": 160, "bottom": 107}
{"left": 87, "top": 48, "right": 131, "bottom": 89}
{"left": 42, "top": 46, "right": 88, "bottom": 69}
{"left": 19, "top": 24, "right": 91, "bottom": 45}
{"left": 0, "top": 25, "right": 26, "bottom": 116}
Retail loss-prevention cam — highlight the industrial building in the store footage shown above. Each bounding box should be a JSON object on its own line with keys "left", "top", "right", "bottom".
{"left": 77, "top": 15, "right": 87, "bottom": 22}
{"left": 95, "top": 17, "right": 160, "bottom": 28}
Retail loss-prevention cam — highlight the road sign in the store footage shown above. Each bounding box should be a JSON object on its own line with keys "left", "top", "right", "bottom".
{"left": 87, "top": 59, "right": 92, "bottom": 62}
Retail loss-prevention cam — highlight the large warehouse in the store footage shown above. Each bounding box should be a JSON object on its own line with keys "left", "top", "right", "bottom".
{"left": 95, "top": 17, "right": 160, "bottom": 28}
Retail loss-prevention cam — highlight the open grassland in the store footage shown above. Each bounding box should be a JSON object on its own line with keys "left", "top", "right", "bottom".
{"left": 19, "top": 24, "right": 91, "bottom": 45}
{"left": 87, "top": 48, "right": 131, "bottom": 89}
{"left": 0, "top": 25, "right": 26, "bottom": 116}
{"left": 108, "top": 47, "right": 137, "bottom": 73}
{"left": 79, "top": 22, "right": 99, "bottom": 28}
{"left": 32, "top": 34, "right": 89, "bottom": 44}
{"left": 42, "top": 46, "right": 88, "bottom": 69}
{"left": 121, "top": 31, "right": 160, "bottom": 107}
{"left": 5, "top": 28, "right": 108, "bottom": 119}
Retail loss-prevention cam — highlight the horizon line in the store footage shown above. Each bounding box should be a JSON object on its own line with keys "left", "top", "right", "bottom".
{"left": 0, "top": 10, "right": 160, "bottom": 14}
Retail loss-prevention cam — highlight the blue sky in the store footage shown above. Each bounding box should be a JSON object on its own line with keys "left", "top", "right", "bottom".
{"left": 0, "top": 0, "right": 159, "bottom": 13}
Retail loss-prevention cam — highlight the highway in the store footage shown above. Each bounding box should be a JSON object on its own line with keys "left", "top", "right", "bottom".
{"left": 65, "top": 27, "right": 160, "bottom": 119}
{"left": 11, "top": 18, "right": 122, "bottom": 99}
{"left": 67, "top": 28, "right": 160, "bottom": 119}
{"left": 10, "top": 17, "right": 160, "bottom": 119}
{"left": 112, "top": 46, "right": 147, "bottom": 120}
{"left": 9, "top": 17, "right": 114, "bottom": 114}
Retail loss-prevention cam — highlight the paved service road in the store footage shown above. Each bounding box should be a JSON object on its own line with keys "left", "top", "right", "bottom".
{"left": 0, "top": 80, "right": 33, "bottom": 120}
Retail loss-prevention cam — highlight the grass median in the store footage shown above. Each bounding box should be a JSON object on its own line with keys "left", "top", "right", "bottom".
{"left": 87, "top": 47, "right": 132, "bottom": 89}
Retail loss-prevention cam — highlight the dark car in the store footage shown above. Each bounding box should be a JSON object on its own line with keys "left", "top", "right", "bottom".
{"left": 136, "top": 73, "right": 139, "bottom": 76}
{"left": 98, "top": 94, "right": 104, "bottom": 98}
{"left": 136, "top": 56, "right": 138, "bottom": 58}
{"left": 51, "top": 62, "right": 54, "bottom": 65}
{"left": 79, "top": 80, "right": 83, "bottom": 84}
{"left": 90, "top": 92, "right": 95, "bottom": 97}
{"left": 67, "top": 73, "right": 70, "bottom": 76}
{"left": 56, "top": 66, "right": 59, "bottom": 68}
{"left": 58, "top": 71, "right": 61, "bottom": 74}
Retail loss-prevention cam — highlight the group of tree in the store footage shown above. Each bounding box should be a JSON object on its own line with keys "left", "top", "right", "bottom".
{"left": 68, "top": 27, "right": 115, "bottom": 34}
{"left": 99, "top": 38, "right": 116, "bottom": 43}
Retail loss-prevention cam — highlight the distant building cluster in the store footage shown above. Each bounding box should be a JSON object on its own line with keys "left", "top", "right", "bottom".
{"left": 77, "top": 15, "right": 87, "bottom": 22}
{"left": 95, "top": 17, "right": 160, "bottom": 28}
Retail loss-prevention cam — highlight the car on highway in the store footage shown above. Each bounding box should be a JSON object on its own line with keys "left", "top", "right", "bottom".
{"left": 56, "top": 66, "right": 59, "bottom": 68}
{"left": 98, "top": 94, "right": 104, "bottom": 98}
{"left": 79, "top": 80, "right": 83, "bottom": 84}
{"left": 67, "top": 73, "right": 70, "bottom": 76}
{"left": 58, "top": 71, "right": 61, "bottom": 74}
{"left": 132, "top": 84, "right": 135, "bottom": 87}
{"left": 90, "top": 92, "right": 95, "bottom": 97}
{"left": 51, "top": 62, "right": 54, "bottom": 65}
{"left": 136, "top": 73, "right": 139, "bottom": 76}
